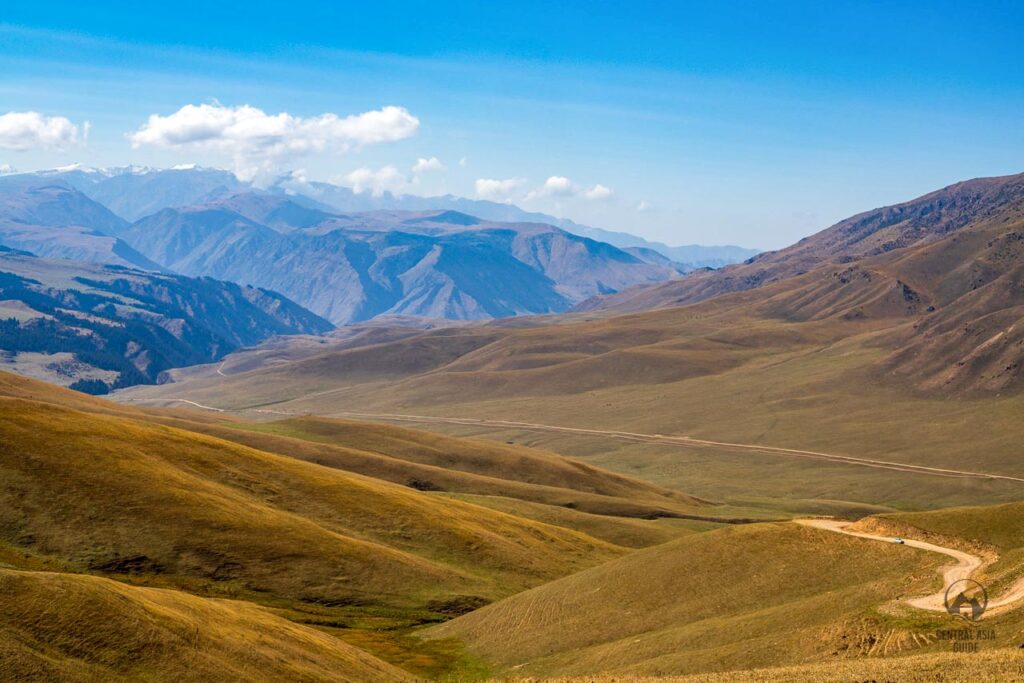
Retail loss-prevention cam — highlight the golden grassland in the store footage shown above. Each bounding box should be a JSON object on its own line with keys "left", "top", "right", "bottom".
{"left": 880, "top": 501, "right": 1024, "bottom": 596}
{"left": 7, "top": 341, "right": 1024, "bottom": 680}
{"left": 1, "top": 370, "right": 767, "bottom": 679}
{"left": 3, "top": 372, "right": 1024, "bottom": 680}
{"left": 0, "top": 396, "right": 634, "bottom": 602}
{"left": 178, "top": 416, "right": 716, "bottom": 521}
{"left": 0, "top": 566, "right": 411, "bottom": 682}
{"left": 496, "top": 647, "right": 1024, "bottom": 683}
{"left": 4, "top": 372, "right": 724, "bottom": 678}
{"left": 122, "top": 310, "right": 1024, "bottom": 515}
{"left": 49, "top": 174, "right": 1023, "bottom": 680}
{"left": 116, "top": 185, "right": 1024, "bottom": 521}
{"left": 426, "top": 521, "right": 967, "bottom": 678}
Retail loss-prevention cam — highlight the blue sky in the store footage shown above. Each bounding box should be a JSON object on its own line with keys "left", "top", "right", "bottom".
{"left": 1, "top": 1, "right": 1022, "bottom": 249}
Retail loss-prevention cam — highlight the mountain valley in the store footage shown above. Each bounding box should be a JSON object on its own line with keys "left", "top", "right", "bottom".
{"left": 3, "top": 169, "right": 1024, "bottom": 681}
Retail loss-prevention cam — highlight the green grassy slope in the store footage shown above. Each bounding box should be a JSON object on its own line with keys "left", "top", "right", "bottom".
{"left": 427, "top": 521, "right": 957, "bottom": 678}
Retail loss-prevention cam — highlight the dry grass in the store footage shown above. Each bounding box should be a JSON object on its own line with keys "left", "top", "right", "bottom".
{"left": 1, "top": 374, "right": 677, "bottom": 678}
{"left": 495, "top": 647, "right": 1024, "bottom": 682}
{"left": 175, "top": 416, "right": 709, "bottom": 521}
{"left": 118, "top": 289, "right": 1024, "bottom": 517}
{"left": 0, "top": 395, "right": 626, "bottom": 607}
{"left": 0, "top": 567, "right": 411, "bottom": 682}
{"left": 425, "top": 521, "right": 962, "bottom": 678}
{"left": 880, "top": 502, "right": 1024, "bottom": 596}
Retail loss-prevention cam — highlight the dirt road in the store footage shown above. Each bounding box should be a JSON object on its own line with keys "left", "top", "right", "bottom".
{"left": 122, "top": 401, "right": 1024, "bottom": 484}
{"left": 324, "top": 411, "right": 1024, "bottom": 485}
{"left": 797, "top": 518, "right": 1024, "bottom": 618}
{"left": 128, "top": 397, "right": 225, "bottom": 412}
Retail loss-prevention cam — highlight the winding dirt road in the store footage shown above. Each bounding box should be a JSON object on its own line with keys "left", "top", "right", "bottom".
{"left": 116, "top": 397, "right": 1024, "bottom": 616}
{"left": 797, "top": 519, "right": 1024, "bottom": 618}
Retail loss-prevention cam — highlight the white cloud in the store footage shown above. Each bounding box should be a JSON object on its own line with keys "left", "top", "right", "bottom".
{"left": 411, "top": 156, "right": 445, "bottom": 173}
{"left": 340, "top": 166, "right": 409, "bottom": 196}
{"left": 582, "top": 183, "right": 613, "bottom": 200}
{"left": 0, "top": 164, "right": 15, "bottom": 175}
{"left": 635, "top": 200, "right": 653, "bottom": 212}
{"left": 128, "top": 103, "right": 419, "bottom": 182}
{"left": 526, "top": 175, "right": 614, "bottom": 202}
{"left": 0, "top": 111, "right": 86, "bottom": 151}
{"left": 532, "top": 175, "right": 575, "bottom": 198}
{"left": 474, "top": 177, "right": 526, "bottom": 203}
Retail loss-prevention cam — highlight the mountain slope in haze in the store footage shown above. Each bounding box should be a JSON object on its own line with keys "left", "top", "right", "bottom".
{"left": 0, "top": 251, "right": 331, "bottom": 391}
{"left": 18, "top": 165, "right": 759, "bottom": 268}
{"left": 116, "top": 195, "right": 681, "bottom": 324}
{"left": 0, "top": 177, "right": 161, "bottom": 270}
{"left": 48, "top": 164, "right": 246, "bottom": 221}
{"left": 276, "top": 175, "right": 759, "bottom": 266}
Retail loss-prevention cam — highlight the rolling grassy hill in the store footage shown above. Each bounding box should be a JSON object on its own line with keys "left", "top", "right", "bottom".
{"left": 428, "top": 513, "right": 1024, "bottom": 679}
{"left": 426, "top": 521, "right": 946, "bottom": 677}
{"left": 0, "top": 565, "right": 409, "bottom": 682}
{"left": 874, "top": 501, "right": 1024, "bottom": 598}
{"left": 0, "top": 375, "right": 641, "bottom": 598}
{"left": 524, "top": 649, "right": 1024, "bottom": 683}
{"left": 0, "top": 369, "right": 738, "bottom": 677}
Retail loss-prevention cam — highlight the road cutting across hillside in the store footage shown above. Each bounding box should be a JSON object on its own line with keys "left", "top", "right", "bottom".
{"left": 797, "top": 518, "right": 1024, "bottom": 617}
{"left": 122, "top": 400, "right": 1024, "bottom": 484}
{"left": 323, "top": 411, "right": 1024, "bottom": 484}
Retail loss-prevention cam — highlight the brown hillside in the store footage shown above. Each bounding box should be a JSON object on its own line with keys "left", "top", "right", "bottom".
{"left": 426, "top": 521, "right": 953, "bottom": 678}
{"left": 0, "top": 567, "right": 409, "bottom": 682}
{"left": 581, "top": 171, "right": 1024, "bottom": 315}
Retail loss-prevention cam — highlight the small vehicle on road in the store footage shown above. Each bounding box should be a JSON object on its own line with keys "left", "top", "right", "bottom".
{"left": 892, "top": 537, "right": 905, "bottom": 544}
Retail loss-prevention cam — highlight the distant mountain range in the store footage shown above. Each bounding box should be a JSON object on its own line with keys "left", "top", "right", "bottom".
{"left": 115, "top": 196, "right": 684, "bottom": 324}
{"left": 0, "top": 176, "right": 161, "bottom": 270}
{"left": 26, "top": 165, "right": 758, "bottom": 266}
{"left": 0, "top": 250, "right": 331, "bottom": 392}
{"left": 0, "top": 167, "right": 758, "bottom": 325}
{"left": 276, "top": 175, "right": 759, "bottom": 267}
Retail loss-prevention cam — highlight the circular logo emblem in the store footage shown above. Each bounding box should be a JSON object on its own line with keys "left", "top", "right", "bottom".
{"left": 944, "top": 579, "right": 988, "bottom": 622}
